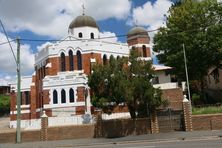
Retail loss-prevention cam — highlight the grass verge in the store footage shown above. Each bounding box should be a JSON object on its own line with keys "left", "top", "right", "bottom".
{"left": 192, "top": 106, "right": 222, "bottom": 115}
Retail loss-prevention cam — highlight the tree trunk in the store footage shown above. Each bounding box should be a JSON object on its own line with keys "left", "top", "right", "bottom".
{"left": 127, "top": 104, "right": 136, "bottom": 119}
{"left": 200, "top": 78, "right": 206, "bottom": 103}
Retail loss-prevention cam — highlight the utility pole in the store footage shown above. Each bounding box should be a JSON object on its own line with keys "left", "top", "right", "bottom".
{"left": 16, "top": 37, "right": 21, "bottom": 143}
{"left": 183, "top": 43, "right": 191, "bottom": 103}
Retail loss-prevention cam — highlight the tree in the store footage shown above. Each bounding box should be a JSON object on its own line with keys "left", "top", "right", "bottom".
{"left": 88, "top": 50, "right": 164, "bottom": 119}
{"left": 153, "top": 0, "right": 222, "bottom": 99}
{"left": 0, "top": 94, "right": 10, "bottom": 116}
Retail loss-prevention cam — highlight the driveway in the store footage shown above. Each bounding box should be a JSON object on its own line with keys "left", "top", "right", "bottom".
{"left": 0, "top": 117, "right": 10, "bottom": 130}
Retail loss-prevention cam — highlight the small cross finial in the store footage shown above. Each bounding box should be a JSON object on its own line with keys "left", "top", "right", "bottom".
{"left": 82, "top": 4, "right": 85, "bottom": 15}
{"left": 133, "top": 19, "right": 138, "bottom": 27}
{"left": 135, "top": 19, "right": 138, "bottom": 27}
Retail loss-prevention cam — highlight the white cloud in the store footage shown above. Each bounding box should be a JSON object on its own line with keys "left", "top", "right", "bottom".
{"left": 129, "top": 0, "right": 172, "bottom": 39}
{"left": 0, "top": 32, "right": 34, "bottom": 76}
{"left": 0, "top": 0, "right": 131, "bottom": 38}
{"left": 99, "top": 31, "right": 118, "bottom": 43}
{"left": 37, "top": 42, "right": 53, "bottom": 52}
{"left": 0, "top": 75, "right": 16, "bottom": 86}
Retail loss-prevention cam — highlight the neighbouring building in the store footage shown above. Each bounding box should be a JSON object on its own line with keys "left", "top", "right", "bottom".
{"left": 205, "top": 66, "right": 222, "bottom": 102}
{"left": 10, "top": 12, "right": 182, "bottom": 129}
{"left": 0, "top": 86, "right": 10, "bottom": 95}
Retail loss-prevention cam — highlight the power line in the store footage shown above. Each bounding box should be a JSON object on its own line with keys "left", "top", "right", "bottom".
{"left": 19, "top": 29, "right": 160, "bottom": 43}
{"left": 0, "top": 19, "right": 17, "bottom": 64}
{"left": 0, "top": 23, "right": 220, "bottom": 46}
{"left": 0, "top": 39, "right": 16, "bottom": 46}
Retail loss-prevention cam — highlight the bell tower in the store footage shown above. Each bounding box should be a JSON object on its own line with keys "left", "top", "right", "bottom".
{"left": 127, "top": 26, "right": 151, "bottom": 60}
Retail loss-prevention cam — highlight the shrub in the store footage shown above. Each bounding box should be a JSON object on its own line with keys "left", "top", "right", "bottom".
{"left": 0, "top": 95, "right": 10, "bottom": 116}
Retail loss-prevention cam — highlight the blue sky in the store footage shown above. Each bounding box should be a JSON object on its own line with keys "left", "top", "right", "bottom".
{"left": 0, "top": 0, "right": 173, "bottom": 84}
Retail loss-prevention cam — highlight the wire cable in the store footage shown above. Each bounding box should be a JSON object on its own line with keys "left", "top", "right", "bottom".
{"left": 0, "top": 19, "right": 17, "bottom": 64}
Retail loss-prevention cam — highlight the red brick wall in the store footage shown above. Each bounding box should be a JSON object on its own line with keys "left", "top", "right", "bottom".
{"left": 30, "top": 75, "right": 37, "bottom": 119}
{"left": 192, "top": 114, "right": 222, "bottom": 131}
{"left": 47, "top": 125, "right": 94, "bottom": 140}
{"left": 10, "top": 113, "right": 31, "bottom": 120}
{"left": 77, "top": 87, "right": 85, "bottom": 102}
{"left": 0, "top": 125, "right": 95, "bottom": 143}
{"left": 48, "top": 57, "right": 60, "bottom": 75}
{"left": 96, "top": 118, "right": 151, "bottom": 138}
{"left": 127, "top": 37, "right": 150, "bottom": 46}
{"left": 161, "top": 88, "right": 183, "bottom": 110}
{"left": 43, "top": 90, "right": 50, "bottom": 105}
{"left": 76, "top": 106, "right": 85, "bottom": 115}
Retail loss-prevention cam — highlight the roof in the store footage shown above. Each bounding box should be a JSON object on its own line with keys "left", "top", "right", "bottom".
{"left": 153, "top": 65, "right": 172, "bottom": 71}
{"left": 69, "top": 15, "right": 99, "bottom": 29}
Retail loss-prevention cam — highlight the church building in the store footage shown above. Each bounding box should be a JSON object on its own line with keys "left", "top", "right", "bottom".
{"left": 10, "top": 13, "right": 180, "bottom": 129}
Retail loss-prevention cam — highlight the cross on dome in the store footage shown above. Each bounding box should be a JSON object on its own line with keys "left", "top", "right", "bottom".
{"left": 82, "top": 4, "right": 85, "bottom": 15}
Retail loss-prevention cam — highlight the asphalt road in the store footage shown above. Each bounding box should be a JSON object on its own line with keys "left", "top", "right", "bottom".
{"left": 1, "top": 130, "right": 222, "bottom": 148}
{"left": 1, "top": 136, "right": 222, "bottom": 148}
{"left": 78, "top": 138, "right": 222, "bottom": 148}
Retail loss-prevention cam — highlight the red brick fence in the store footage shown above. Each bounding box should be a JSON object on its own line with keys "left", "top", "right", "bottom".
{"left": 1, "top": 96, "right": 222, "bottom": 143}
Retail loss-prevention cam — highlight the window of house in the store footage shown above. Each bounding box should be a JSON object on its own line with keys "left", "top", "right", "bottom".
{"left": 142, "top": 45, "right": 147, "bottom": 57}
{"left": 24, "top": 91, "right": 30, "bottom": 105}
{"left": 103, "top": 54, "right": 107, "bottom": 65}
{"left": 61, "top": 89, "right": 66, "bottom": 103}
{"left": 79, "top": 32, "right": 83, "bottom": 38}
{"left": 153, "top": 76, "right": 159, "bottom": 84}
{"left": 90, "top": 33, "right": 94, "bottom": 39}
{"left": 77, "top": 50, "right": 82, "bottom": 70}
{"left": 60, "top": 52, "right": 66, "bottom": 71}
{"left": 69, "top": 88, "right": 75, "bottom": 103}
{"left": 53, "top": 90, "right": 58, "bottom": 104}
{"left": 69, "top": 50, "right": 74, "bottom": 71}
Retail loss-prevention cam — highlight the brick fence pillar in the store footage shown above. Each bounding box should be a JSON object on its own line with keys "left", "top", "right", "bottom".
{"left": 40, "top": 111, "right": 48, "bottom": 141}
{"left": 94, "top": 111, "right": 103, "bottom": 138}
{"left": 150, "top": 110, "right": 159, "bottom": 134}
{"left": 183, "top": 95, "right": 193, "bottom": 131}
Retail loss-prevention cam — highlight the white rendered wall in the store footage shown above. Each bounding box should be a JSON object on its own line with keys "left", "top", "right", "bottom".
{"left": 35, "top": 34, "right": 129, "bottom": 66}
{"left": 155, "top": 71, "right": 171, "bottom": 84}
{"left": 71, "top": 26, "right": 99, "bottom": 39}
{"left": 43, "top": 71, "right": 91, "bottom": 115}
{"left": 11, "top": 76, "right": 32, "bottom": 92}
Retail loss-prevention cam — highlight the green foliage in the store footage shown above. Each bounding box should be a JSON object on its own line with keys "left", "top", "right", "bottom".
{"left": 192, "top": 93, "right": 203, "bottom": 105}
{"left": 88, "top": 50, "right": 164, "bottom": 118}
{"left": 0, "top": 95, "right": 10, "bottom": 116}
{"left": 153, "top": 0, "right": 222, "bottom": 88}
{"left": 192, "top": 106, "right": 222, "bottom": 115}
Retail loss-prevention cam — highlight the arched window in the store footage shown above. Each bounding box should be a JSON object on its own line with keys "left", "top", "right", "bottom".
{"left": 60, "top": 52, "right": 66, "bottom": 71}
{"left": 69, "top": 88, "right": 74, "bottom": 103}
{"left": 90, "top": 33, "right": 94, "bottom": 39}
{"left": 79, "top": 32, "right": 83, "bottom": 38}
{"left": 109, "top": 55, "right": 114, "bottom": 64}
{"left": 103, "top": 54, "right": 107, "bottom": 65}
{"left": 61, "top": 89, "right": 66, "bottom": 103}
{"left": 53, "top": 90, "right": 58, "bottom": 104}
{"left": 77, "top": 50, "right": 82, "bottom": 70}
{"left": 132, "top": 46, "right": 136, "bottom": 51}
{"left": 142, "top": 45, "right": 147, "bottom": 57}
{"left": 117, "top": 56, "right": 120, "bottom": 60}
{"left": 69, "top": 50, "right": 74, "bottom": 71}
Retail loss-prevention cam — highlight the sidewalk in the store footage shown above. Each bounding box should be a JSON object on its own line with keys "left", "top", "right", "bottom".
{"left": 1, "top": 130, "right": 222, "bottom": 148}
